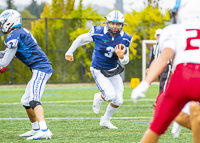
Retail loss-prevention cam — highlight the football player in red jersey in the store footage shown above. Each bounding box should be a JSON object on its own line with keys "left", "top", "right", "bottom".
{"left": 131, "top": 0, "right": 200, "bottom": 142}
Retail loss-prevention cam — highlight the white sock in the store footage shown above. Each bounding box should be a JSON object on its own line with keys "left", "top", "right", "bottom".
{"left": 39, "top": 121, "right": 47, "bottom": 130}
{"left": 103, "top": 103, "right": 118, "bottom": 120}
{"left": 31, "top": 121, "right": 39, "bottom": 130}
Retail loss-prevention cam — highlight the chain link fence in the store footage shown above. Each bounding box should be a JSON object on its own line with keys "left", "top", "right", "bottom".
{"left": 0, "top": 18, "right": 142, "bottom": 84}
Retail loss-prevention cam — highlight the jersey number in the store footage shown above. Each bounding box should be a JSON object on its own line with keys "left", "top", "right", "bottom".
{"left": 105, "top": 46, "right": 114, "bottom": 58}
{"left": 186, "top": 29, "right": 200, "bottom": 50}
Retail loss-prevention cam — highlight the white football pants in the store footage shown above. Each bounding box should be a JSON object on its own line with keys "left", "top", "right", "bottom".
{"left": 21, "top": 69, "right": 52, "bottom": 106}
{"left": 90, "top": 67, "right": 124, "bottom": 106}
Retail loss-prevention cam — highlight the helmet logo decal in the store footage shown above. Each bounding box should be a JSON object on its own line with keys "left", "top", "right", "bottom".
{"left": 2, "top": 12, "right": 12, "bottom": 18}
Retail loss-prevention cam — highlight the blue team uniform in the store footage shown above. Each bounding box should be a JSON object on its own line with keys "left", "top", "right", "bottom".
{"left": 4, "top": 28, "right": 53, "bottom": 73}
{"left": 89, "top": 26, "right": 132, "bottom": 70}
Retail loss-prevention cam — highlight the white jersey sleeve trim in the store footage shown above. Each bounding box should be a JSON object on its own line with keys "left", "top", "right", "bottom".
{"left": 65, "top": 33, "right": 93, "bottom": 56}
{"left": 0, "top": 47, "right": 17, "bottom": 67}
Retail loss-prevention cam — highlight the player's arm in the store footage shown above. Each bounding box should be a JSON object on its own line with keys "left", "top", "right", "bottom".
{"left": 119, "top": 46, "right": 129, "bottom": 65}
{"left": 131, "top": 25, "right": 177, "bottom": 102}
{"left": 0, "top": 47, "right": 17, "bottom": 67}
{"left": 118, "top": 36, "right": 132, "bottom": 65}
{"left": 65, "top": 33, "right": 93, "bottom": 61}
{"left": 0, "top": 47, "right": 17, "bottom": 73}
{"left": 145, "top": 48, "right": 174, "bottom": 84}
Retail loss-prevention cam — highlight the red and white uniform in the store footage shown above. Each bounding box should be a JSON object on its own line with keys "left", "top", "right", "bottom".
{"left": 150, "top": 23, "right": 200, "bottom": 135}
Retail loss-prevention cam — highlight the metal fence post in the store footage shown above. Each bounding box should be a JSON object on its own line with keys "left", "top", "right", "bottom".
{"left": 45, "top": 17, "right": 48, "bottom": 56}
{"left": 10, "top": 61, "right": 13, "bottom": 84}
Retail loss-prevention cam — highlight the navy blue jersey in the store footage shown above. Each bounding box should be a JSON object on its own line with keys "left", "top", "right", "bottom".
{"left": 89, "top": 26, "right": 132, "bottom": 70}
{"left": 4, "top": 28, "right": 53, "bottom": 73}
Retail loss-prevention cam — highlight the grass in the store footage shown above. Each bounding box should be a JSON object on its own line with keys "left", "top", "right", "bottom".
{"left": 0, "top": 84, "right": 193, "bottom": 143}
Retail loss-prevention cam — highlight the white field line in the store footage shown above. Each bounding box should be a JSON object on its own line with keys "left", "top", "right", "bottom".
{"left": 42, "top": 104, "right": 154, "bottom": 107}
{"left": 0, "top": 117, "right": 153, "bottom": 120}
{"left": 0, "top": 99, "right": 155, "bottom": 105}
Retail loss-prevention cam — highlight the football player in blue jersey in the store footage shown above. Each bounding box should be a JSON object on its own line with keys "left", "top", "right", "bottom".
{"left": 0, "top": 9, "right": 53, "bottom": 140}
{"left": 65, "top": 10, "right": 132, "bottom": 129}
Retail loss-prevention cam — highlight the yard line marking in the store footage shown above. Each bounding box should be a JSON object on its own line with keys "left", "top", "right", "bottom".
{"left": 42, "top": 104, "right": 154, "bottom": 107}
{"left": 0, "top": 99, "right": 155, "bottom": 105}
{"left": 0, "top": 117, "right": 153, "bottom": 120}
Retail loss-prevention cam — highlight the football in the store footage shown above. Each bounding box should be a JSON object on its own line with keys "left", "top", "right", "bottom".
{"left": 116, "top": 44, "right": 125, "bottom": 50}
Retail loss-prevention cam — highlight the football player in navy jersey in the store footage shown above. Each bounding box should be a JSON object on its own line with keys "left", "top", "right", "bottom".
{"left": 65, "top": 10, "right": 132, "bottom": 129}
{"left": 0, "top": 9, "right": 53, "bottom": 140}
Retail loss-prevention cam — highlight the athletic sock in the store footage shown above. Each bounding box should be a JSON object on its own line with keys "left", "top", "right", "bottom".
{"left": 39, "top": 121, "right": 47, "bottom": 130}
{"left": 104, "top": 103, "right": 118, "bottom": 120}
{"left": 31, "top": 121, "right": 39, "bottom": 130}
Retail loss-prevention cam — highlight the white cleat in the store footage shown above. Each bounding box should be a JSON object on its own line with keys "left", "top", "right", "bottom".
{"left": 26, "top": 128, "right": 53, "bottom": 140}
{"left": 100, "top": 117, "right": 118, "bottom": 129}
{"left": 19, "top": 129, "right": 40, "bottom": 137}
{"left": 171, "top": 122, "right": 181, "bottom": 138}
{"left": 92, "top": 93, "right": 102, "bottom": 114}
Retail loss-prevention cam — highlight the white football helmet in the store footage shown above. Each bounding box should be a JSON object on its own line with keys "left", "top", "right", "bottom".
{"left": 171, "top": 0, "right": 200, "bottom": 24}
{"left": 177, "top": 0, "right": 200, "bottom": 23}
{"left": 106, "top": 10, "right": 125, "bottom": 35}
{"left": 0, "top": 9, "right": 22, "bottom": 35}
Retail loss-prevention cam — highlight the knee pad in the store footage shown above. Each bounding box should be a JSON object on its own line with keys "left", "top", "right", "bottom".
{"left": 112, "top": 99, "right": 123, "bottom": 106}
{"left": 23, "top": 105, "right": 31, "bottom": 109}
{"left": 105, "top": 93, "right": 115, "bottom": 102}
{"left": 29, "top": 100, "right": 41, "bottom": 110}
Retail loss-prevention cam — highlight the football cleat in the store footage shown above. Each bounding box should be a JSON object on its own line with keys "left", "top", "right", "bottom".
{"left": 26, "top": 128, "right": 52, "bottom": 140}
{"left": 171, "top": 122, "right": 181, "bottom": 138}
{"left": 19, "top": 129, "right": 40, "bottom": 137}
{"left": 100, "top": 116, "right": 118, "bottom": 129}
{"left": 92, "top": 93, "right": 102, "bottom": 114}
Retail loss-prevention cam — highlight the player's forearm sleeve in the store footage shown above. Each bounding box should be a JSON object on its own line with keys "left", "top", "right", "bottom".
{"left": 0, "top": 51, "right": 5, "bottom": 58}
{"left": 119, "top": 48, "right": 129, "bottom": 65}
{"left": 0, "top": 48, "right": 17, "bottom": 67}
{"left": 65, "top": 33, "right": 93, "bottom": 56}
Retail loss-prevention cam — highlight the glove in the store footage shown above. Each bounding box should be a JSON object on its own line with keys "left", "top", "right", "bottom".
{"left": 131, "top": 81, "right": 150, "bottom": 103}
{"left": 0, "top": 67, "right": 7, "bottom": 73}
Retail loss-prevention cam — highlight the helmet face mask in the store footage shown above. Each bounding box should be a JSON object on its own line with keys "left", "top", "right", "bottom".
{"left": 0, "top": 19, "right": 7, "bottom": 35}
{"left": 107, "top": 21, "right": 123, "bottom": 35}
{"left": 106, "top": 10, "right": 125, "bottom": 36}
{"left": 0, "top": 9, "right": 22, "bottom": 35}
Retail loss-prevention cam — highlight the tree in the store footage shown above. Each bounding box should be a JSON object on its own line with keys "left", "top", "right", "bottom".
{"left": 6, "top": 0, "right": 16, "bottom": 9}
{"left": 31, "top": 0, "right": 102, "bottom": 83}
{"left": 123, "top": 6, "right": 170, "bottom": 80}
{"left": 124, "top": 6, "right": 170, "bottom": 60}
{"left": 25, "top": 0, "right": 45, "bottom": 18}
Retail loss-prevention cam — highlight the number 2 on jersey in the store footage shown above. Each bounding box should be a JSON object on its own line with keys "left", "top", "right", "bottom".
{"left": 186, "top": 29, "right": 200, "bottom": 50}
{"left": 105, "top": 46, "right": 114, "bottom": 58}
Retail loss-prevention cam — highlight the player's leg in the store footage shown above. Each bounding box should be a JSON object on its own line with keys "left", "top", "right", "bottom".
{"left": 26, "top": 70, "right": 53, "bottom": 140}
{"left": 20, "top": 78, "right": 40, "bottom": 137}
{"left": 140, "top": 129, "right": 159, "bottom": 143}
{"left": 141, "top": 92, "right": 187, "bottom": 143}
{"left": 100, "top": 74, "right": 124, "bottom": 129}
{"left": 90, "top": 68, "right": 118, "bottom": 129}
{"left": 171, "top": 102, "right": 191, "bottom": 138}
{"left": 91, "top": 68, "right": 116, "bottom": 115}
{"left": 190, "top": 101, "right": 200, "bottom": 143}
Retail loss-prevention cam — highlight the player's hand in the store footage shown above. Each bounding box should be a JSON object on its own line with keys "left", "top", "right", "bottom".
{"left": 131, "top": 81, "right": 150, "bottom": 103}
{"left": 65, "top": 55, "right": 74, "bottom": 61}
{"left": 0, "top": 67, "right": 7, "bottom": 73}
{"left": 115, "top": 44, "right": 126, "bottom": 59}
